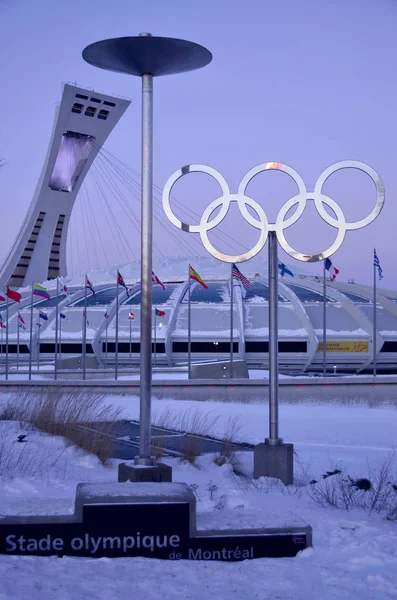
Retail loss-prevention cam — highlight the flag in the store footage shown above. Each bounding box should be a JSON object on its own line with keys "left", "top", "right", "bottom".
{"left": 129, "top": 312, "right": 135, "bottom": 320}
{"left": 18, "top": 314, "right": 26, "bottom": 330}
{"left": 189, "top": 265, "right": 208, "bottom": 289}
{"left": 117, "top": 271, "right": 129, "bottom": 296}
{"left": 374, "top": 249, "right": 383, "bottom": 280}
{"left": 60, "top": 313, "right": 66, "bottom": 319}
{"left": 33, "top": 283, "right": 50, "bottom": 300}
{"left": 63, "top": 285, "right": 68, "bottom": 293}
{"left": 278, "top": 263, "right": 294, "bottom": 278}
{"left": 83, "top": 310, "right": 89, "bottom": 326}
{"left": 104, "top": 311, "right": 109, "bottom": 319}
{"left": 6, "top": 287, "right": 21, "bottom": 303}
{"left": 325, "top": 257, "right": 339, "bottom": 281}
{"left": 86, "top": 278, "right": 95, "bottom": 297}
{"left": 0, "top": 323, "right": 6, "bottom": 329}
{"left": 232, "top": 263, "right": 251, "bottom": 288}
{"left": 0, "top": 314, "right": 2, "bottom": 322}
{"left": 152, "top": 271, "right": 166, "bottom": 290}
{"left": 0, "top": 295, "right": 5, "bottom": 302}
{"left": 36, "top": 323, "right": 41, "bottom": 328}
{"left": 155, "top": 308, "right": 165, "bottom": 317}
{"left": 39, "top": 311, "right": 48, "bottom": 321}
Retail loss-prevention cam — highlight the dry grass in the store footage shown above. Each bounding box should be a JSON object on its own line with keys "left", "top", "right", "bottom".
{"left": 0, "top": 390, "right": 123, "bottom": 464}
{"left": 213, "top": 416, "right": 248, "bottom": 478}
{"left": 152, "top": 407, "right": 221, "bottom": 465}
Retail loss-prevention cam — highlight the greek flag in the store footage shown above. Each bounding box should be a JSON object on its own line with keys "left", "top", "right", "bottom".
{"left": 374, "top": 249, "right": 383, "bottom": 280}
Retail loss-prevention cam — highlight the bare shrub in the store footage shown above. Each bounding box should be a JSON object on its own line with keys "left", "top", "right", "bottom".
{"left": 309, "top": 450, "right": 397, "bottom": 519}
{"left": 179, "top": 434, "right": 203, "bottom": 465}
{"left": 3, "top": 389, "right": 124, "bottom": 464}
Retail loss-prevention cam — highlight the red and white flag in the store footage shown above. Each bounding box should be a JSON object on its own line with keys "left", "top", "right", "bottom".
{"left": 152, "top": 271, "right": 166, "bottom": 290}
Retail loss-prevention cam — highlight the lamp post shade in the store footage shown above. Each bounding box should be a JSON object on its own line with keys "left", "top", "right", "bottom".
{"left": 82, "top": 35, "right": 212, "bottom": 77}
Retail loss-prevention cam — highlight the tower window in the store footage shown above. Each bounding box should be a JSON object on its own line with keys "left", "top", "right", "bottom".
{"left": 75, "top": 93, "right": 88, "bottom": 100}
{"left": 98, "top": 109, "right": 109, "bottom": 120}
{"left": 85, "top": 106, "right": 97, "bottom": 118}
{"left": 103, "top": 100, "right": 116, "bottom": 107}
{"left": 90, "top": 97, "right": 101, "bottom": 103}
{"left": 72, "top": 103, "right": 83, "bottom": 114}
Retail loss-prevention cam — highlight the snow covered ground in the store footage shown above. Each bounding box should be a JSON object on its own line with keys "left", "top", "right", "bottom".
{"left": 0, "top": 395, "right": 396, "bottom": 599}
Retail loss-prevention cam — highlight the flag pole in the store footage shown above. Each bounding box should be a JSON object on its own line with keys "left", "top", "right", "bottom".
{"left": 188, "top": 266, "right": 191, "bottom": 379}
{"left": 129, "top": 315, "right": 132, "bottom": 368}
{"left": 105, "top": 318, "right": 108, "bottom": 370}
{"left": 28, "top": 286, "right": 33, "bottom": 381}
{"left": 16, "top": 310, "right": 20, "bottom": 372}
{"left": 5, "top": 294, "right": 9, "bottom": 381}
{"left": 323, "top": 260, "right": 327, "bottom": 377}
{"left": 54, "top": 278, "right": 59, "bottom": 381}
{"left": 82, "top": 275, "right": 87, "bottom": 381}
{"left": 373, "top": 252, "right": 377, "bottom": 377}
{"left": 59, "top": 311, "right": 62, "bottom": 371}
{"left": 37, "top": 309, "right": 40, "bottom": 371}
{"left": 115, "top": 278, "right": 119, "bottom": 380}
{"left": 154, "top": 309, "right": 157, "bottom": 368}
{"left": 230, "top": 263, "right": 234, "bottom": 379}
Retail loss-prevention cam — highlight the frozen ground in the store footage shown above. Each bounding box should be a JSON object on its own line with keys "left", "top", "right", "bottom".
{"left": 0, "top": 396, "right": 396, "bottom": 599}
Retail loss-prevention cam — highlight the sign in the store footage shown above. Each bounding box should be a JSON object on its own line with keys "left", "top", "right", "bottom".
{"left": 317, "top": 340, "right": 369, "bottom": 353}
{"left": 0, "top": 483, "right": 311, "bottom": 561}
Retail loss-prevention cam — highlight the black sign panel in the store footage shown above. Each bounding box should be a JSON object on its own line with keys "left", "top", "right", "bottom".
{"left": 0, "top": 501, "right": 308, "bottom": 561}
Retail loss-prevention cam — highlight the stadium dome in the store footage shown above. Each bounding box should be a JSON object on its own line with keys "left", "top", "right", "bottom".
{"left": 6, "top": 256, "right": 397, "bottom": 375}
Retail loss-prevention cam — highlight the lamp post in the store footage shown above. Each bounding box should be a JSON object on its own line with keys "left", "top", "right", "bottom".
{"left": 83, "top": 34, "right": 211, "bottom": 474}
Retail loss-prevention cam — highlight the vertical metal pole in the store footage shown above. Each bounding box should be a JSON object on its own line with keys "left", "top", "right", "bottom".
{"left": 54, "top": 278, "right": 59, "bottom": 381}
{"left": 154, "top": 309, "right": 157, "bottom": 368}
{"left": 28, "top": 288, "right": 33, "bottom": 381}
{"left": 323, "top": 261, "right": 327, "bottom": 377}
{"left": 115, "top": 281, "right": 119, "bottom": 380}
{"left": 82, "top": 276, "right": 87, "bottom": 380}
{"left": 37, "top": 310, "right": 40, "bottom": 370}
{"left": 266, "top": 231, "right": 281, "bottom": 445}
{"left": 129, "top": 316, "right": 132, "bottom": 367}
{"left": 105, "top": 320, "right": 108, "bottom": 370}
{"left": 373, "top": 261, "right": 377, "bottom": 377}
{"left": 16, "top": 310, "right": 20, "bottom": 372}
{"left": 230, "top": 264, "right": 234, "bottom": 378}
{"left": 188, "top": 270, "right": 191, "bottom": 379}
{"left": 137, "top": 46, "right": 154, "bottom": 464}
{"left": 59, "top": 314, "right": 62, "bottom": 372}
{"left": 5, "top": 295, "right": 9, "bottom": 380}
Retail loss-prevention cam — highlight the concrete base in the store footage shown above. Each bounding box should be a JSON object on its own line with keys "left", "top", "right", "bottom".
{"left": 118, "top": 462, "right": 172, "bottom": 483}
{"left": 253, "top": 442, "right": 294, "bottom": 485}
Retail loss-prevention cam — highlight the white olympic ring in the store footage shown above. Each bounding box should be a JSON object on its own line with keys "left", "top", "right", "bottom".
{"left": 162, "top": 161, "right": 385, "bottom": 263}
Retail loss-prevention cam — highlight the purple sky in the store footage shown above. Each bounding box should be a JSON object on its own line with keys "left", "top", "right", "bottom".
{"left": 0, "top": 0, "right": 396, "bottom": 285}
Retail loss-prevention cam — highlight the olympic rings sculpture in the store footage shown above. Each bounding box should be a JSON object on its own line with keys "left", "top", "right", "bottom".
{"left": 162, "top": 161, "right": 385, "bottom": 264}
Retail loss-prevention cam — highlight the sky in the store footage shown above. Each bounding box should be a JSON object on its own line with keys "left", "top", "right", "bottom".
{"left": 0, "top": 0, "right": 396, "bottom": 285}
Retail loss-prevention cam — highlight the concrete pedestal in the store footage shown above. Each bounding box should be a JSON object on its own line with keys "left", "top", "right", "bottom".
{"left": 253, "top": 442, "right": 294, "bottom": 485}
{"left": 119, "top": 461, "right": 172, "bottom": 483}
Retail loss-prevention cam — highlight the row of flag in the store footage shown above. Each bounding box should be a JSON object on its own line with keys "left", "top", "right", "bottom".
{"left": 0, "top": 250, "right": 385, "bottom": 329}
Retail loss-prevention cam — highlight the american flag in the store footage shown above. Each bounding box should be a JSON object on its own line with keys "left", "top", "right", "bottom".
{"left": 152, "top": 271, "right": 166, "bottom": 290}
{"left": 232, "top": 263, "right": 250, "bottom": 288}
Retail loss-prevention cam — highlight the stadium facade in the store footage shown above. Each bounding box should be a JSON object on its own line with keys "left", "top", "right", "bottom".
{"left": 3, "top": 269, "right": 397, "bottom": 375}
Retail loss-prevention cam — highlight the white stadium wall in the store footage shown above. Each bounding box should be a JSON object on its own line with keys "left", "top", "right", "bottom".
{"left": 0, "top": 84, "right": 130, "bottom": 290}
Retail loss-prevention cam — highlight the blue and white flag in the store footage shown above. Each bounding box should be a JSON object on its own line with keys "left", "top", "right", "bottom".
{"left": 60, "top": 313, "right": 66, "bottom": 319}
{"left": 374, "top": 249, "right": 383, "bottom": 280}
{"left": 39, "top": 310, "right": 48, "bottom": 321}
{"left": 278, "top": 263, "right": 294, "bottom": 277}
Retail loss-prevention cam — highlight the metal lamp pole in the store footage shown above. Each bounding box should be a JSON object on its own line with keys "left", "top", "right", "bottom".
{"left": 266, "top": 231, "right": 281, "bottom": 445}
{"left": 83, "top": 32, "right": 212, "bottom": 468}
